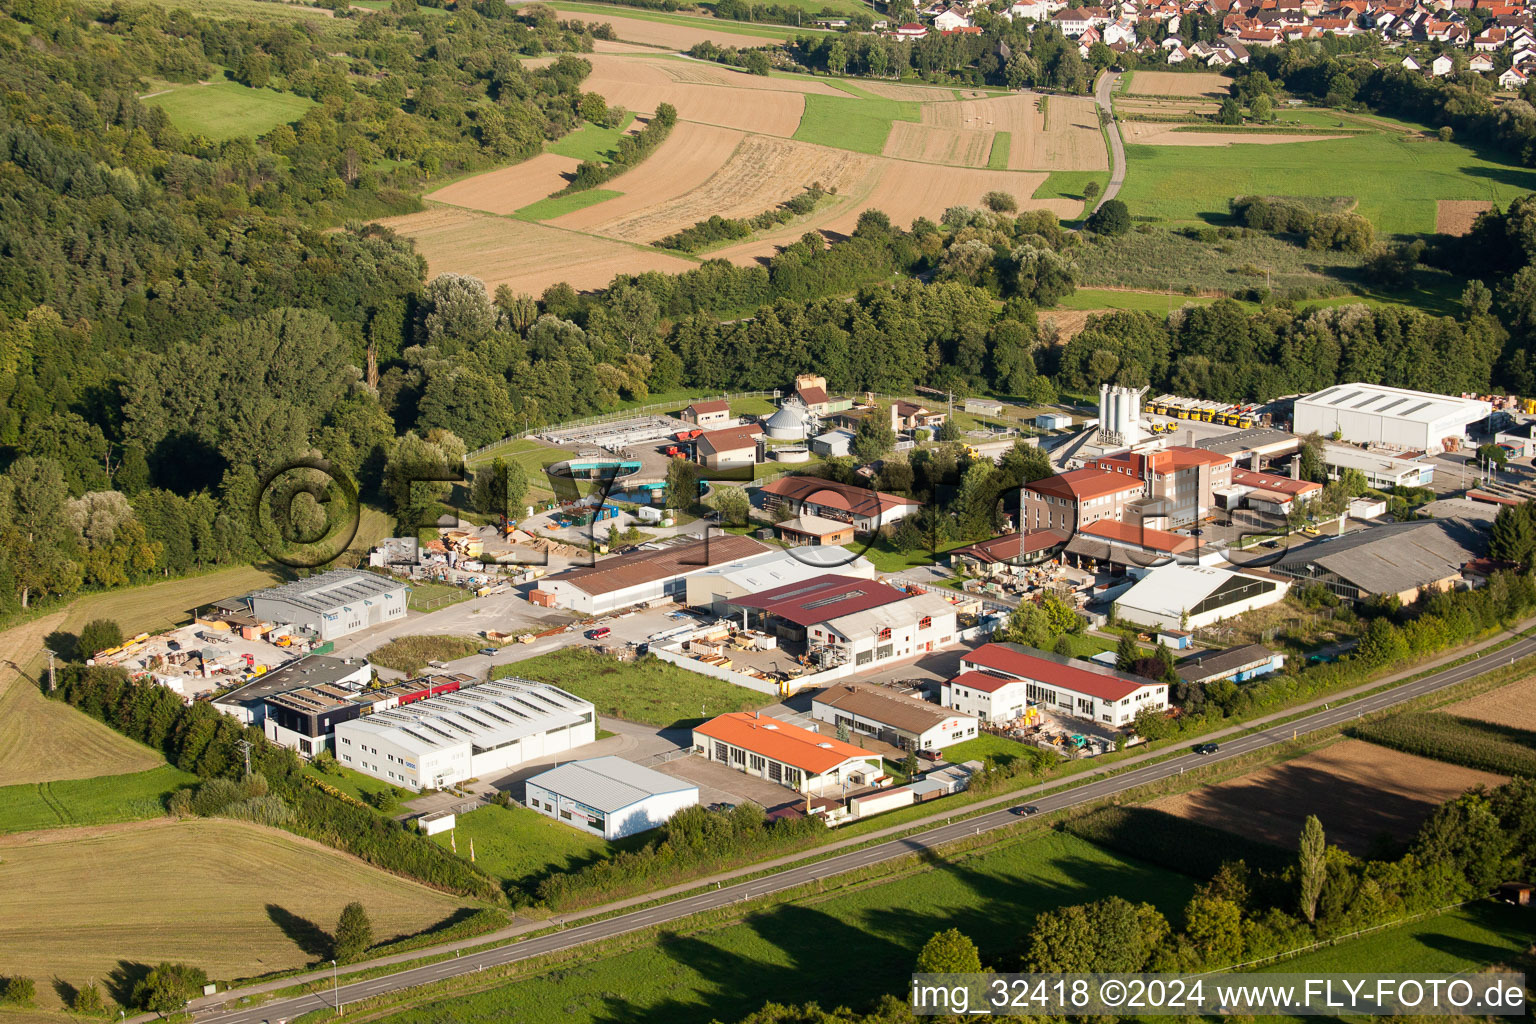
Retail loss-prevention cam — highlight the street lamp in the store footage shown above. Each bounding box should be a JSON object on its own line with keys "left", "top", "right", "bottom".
{"left": 331, "top": 959, "right": 339, "bottom": 1014}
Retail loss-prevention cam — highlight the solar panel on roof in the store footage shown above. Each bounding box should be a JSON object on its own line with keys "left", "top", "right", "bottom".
{"left": 1376, "top": 397, "right": 1408, "bottom": 413}
{"left": 1401, "top": 401, "right": 1432, "bottom": 417}
{"left": 1331, "top": 390, "right": 1362, "bottom": 406}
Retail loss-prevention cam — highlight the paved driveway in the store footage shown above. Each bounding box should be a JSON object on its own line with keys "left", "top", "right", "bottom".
{"left": 658, "top": 755, "right": 802, "bottom": 810}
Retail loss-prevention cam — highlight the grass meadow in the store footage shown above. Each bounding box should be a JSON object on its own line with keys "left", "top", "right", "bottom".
{"left": 0, "top": 764, "right": 197, "bottom": 833}
{"left": 497, "top": 648, "right": 775, "bottom": 727}
{"left": 1258, "top": 902, "right": 1533, "bottom": 975}
{"left": 795, "top": 91, "right": 922, "bottom": 154}
{"left": 426, "top": 802, "right": 638, "bottom": 899}
{"left": 988, "top": 131, "right": 1011, "bottom": 170}
{"left": 364, "top": 831, "right": 1197, "bottom": 1024}
{"left": 546, "top": 115, "right": 638, "bottom": 163}
{"left": 514, "top": 189, "right": 623, "bottom": 221}
{"left": 1116, "top": 130, "right": 1535, "bottom": 235}
{"left": 142, "top": 81, "right": 316, "bottom": 142}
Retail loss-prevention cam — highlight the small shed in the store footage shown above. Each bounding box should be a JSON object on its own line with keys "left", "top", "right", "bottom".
{"left": 1036, "top": 413, "right": 1072, "bottom": 430}
{"left": 1156, "top": 628, "right": 1194, "bottom": 650}
{"left": 418, "top": 811, "right": 456, "bottom": 836}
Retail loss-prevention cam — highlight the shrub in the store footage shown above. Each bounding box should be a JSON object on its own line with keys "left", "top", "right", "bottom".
{"left": 77, "top": 619, "right": 124, "bottom": 660}
{"left": 369, "top": 634, "right": 482, "bottom": 673}
{"left": 72, "top": 982, "right": 106, "bottom": 1016}
{"left": 1, "top": 977, "right": 35, "bottom": 1007}
{"left": 131, "top": 963, "right": 207, "bottom": 1015}
{"left": 334, "top": 901, "right": 374, "bottom": 964}
{"left": 983, "top": 190, "right": 1018, "bottom": 213}
{"left": 1086, "top": 199, "right": 1131, "bottom": 235}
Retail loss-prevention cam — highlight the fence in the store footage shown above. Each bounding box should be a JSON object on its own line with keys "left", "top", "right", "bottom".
{"left": 466, "top": 391, "right": 778, "bottom": 461}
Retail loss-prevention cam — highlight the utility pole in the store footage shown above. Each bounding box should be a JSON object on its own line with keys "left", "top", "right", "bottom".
{"left": 46, "top": 650, "right": 56, "bottom": 692}
{"left": 238, "top": 738, "right": 252, "bottom": 778}
{"left": 332, "top": 959, "right": 340, "bottom": 1014}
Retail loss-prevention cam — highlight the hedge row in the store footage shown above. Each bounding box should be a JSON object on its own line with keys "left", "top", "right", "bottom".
{"left": 1349, "top": 713, "right": 1536, "bottom": 777}
{"left": 653, "top": 186, "right": 829, "bottom": 252}
{"left": 561, "top": 103, "right": 677, "bottom": 194}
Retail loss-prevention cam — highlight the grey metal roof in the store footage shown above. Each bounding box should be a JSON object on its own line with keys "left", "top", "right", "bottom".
{"left": 246, "top": 570, "right": 404, "bottom": 615}
{"left": 1274, "top": 518, "right": 1484, "bottom": 595}
{"left": 213, "top": 655, "right": 367, "bottom": 707}
{"left": 1176, "top": 643, "right": 1279, "bottom": 684}
{"left": 340, "top": 678, "right": 592, "bottom": 756}
{"left": 526, "top": 756, "right": 696, "bottom": 812}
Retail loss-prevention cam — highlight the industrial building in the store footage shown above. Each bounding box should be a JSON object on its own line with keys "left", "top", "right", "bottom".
{"left": 1321, "top": 444, "right": 1436, "bottom": 490}
{"left": 213, "top": 655, "right": 373, "bottom": 727}
{"left": 525, "top": 756, "right": 699, "bottom": 839}
{"left": 1175, "top": 644, "right": 1286, "bottom": 686}
{"left": 263, "top": 684, "right": 364, "bottom": 757}
{"left": 334, "top": 679, "right": 596, "bottom": 791}
{"left": 725, "top": 575, "right": 959, "bottom": 669}
{"left": 756, "top": 476, "right": 920, "bottom": 533}
{"left": 536, "top": 534, "right": 768, "bottom": 615}
{"left": 230, "top": 570, "right": 408, "bottom": 642}
{"left": 1113, "top": 565, "right": 1289, "bottom": 631}
{"left": 811, "top": 683, "right": 979, "bottom": 752}
{"left": 692, "top": 712, "right": 886, "bottom": 795}
{"left": 683, "top": 545, "right": 875, "bottom": 615}
{"left": 1271, "top": 517, "right": 1485, "bottom": 603}
{"left": 1220, "top": 468, "right": 1323, "bottom": 515}
{"left": 1293, "top": 383, "right": 1491, "bottom": 454}
{"left": 693, "top": 424, "right": 763, "bottom": 471}
{"left": 941, "top": 643, "right": 1168, "bottom": 728}
{"left": 773, "top": 514, "right": 856, "bottom": 548}
{"left": 680, "top": 399, "right": 731, "bottom": 429}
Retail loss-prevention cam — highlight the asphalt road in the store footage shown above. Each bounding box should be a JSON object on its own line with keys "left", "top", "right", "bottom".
{"left": 196, "top": 630, "right": 1536, "bottom": 1024}
{"left": 1094, "top": 71, "right": 1126, "bottom": 210}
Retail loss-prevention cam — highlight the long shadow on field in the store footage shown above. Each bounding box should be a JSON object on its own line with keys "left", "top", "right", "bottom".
{"left": 266, "top": 903, "right": 333, "bottom": 960}
{"left": 105, "top": 961, "right": 152, "bottom": 1008}
{"left": 51, "top": 978, "right": 78, "bottom": 1006}
{"left": 587, "top": 903, "right": 908, "bottom": 1024}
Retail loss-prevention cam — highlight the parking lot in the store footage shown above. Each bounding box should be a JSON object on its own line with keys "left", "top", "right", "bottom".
{"left": 656, "top": 755, "right": 803, "bottom": 811}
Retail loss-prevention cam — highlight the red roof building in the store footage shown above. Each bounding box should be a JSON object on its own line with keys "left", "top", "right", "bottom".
{"left": 728, "top": 574, "right": 909, "bottom": 628}
{"left": 691, "top": 712, "right": 885, "bottom": 794}
{"left": 942, "top": 642, "right": 1168, "bottom": 728}
{"left": 758, "top": 475, "right": 919, "bottom": 533}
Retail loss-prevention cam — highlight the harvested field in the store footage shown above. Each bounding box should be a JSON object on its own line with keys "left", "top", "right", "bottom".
{"left": 881, "top": 122, "right": 993, "bottom": 167}
{"left": 821, "top": 161, "right": 1066, "bottom": 232}
{"left": 425, "top": 153, "right": 582, "bottom": 215}
{"left": 0, "top": 612, "right": 164, "bottom": 787}
{"left": 592, "top": 37, "right": 660, "bottom": 52}
{"left": 1120, "top": 122, "right": 1348, "bottom": 146}
{"left": 1033, "top": 95, "right": 1108, "bottom": 170}
{"left": 580, "top": 63, "right": 806, "bottom": 136}
{"left": 654, "top": 59, "right": 842, "bottom": 94}
{"left": 1443, "top": 674, "right": 1536, "bottom": 730}
{"left": 571, "top": 134, "right": 871, "bottom": 242}
{"left": 1126, "top": 71, "right": 1232, "bottom": 98}
{"left": 859, "top": 81, "right": 974, "bottom": 102}
{"left": 376, "top": 207, "right": 693, "bottom": 295}
{"left": 1436, "top": 199, "right": 1494, "bottom": 236}
{"left": 1149, "top": 740, "right": 1507, "bottom": 855}
{"left": 924, "top": 94, "right": 1042, "bottom": 168}
{"left": 0, "top": 819, "right": 472, "bottom": 1008}
{"left": 550, "top": 10, "right": 791, "bottom": 50}
{"left": 548, "top": 121, "right": 746, "bottom": 231}
{"left": 1038, "top": 309, "right": 1103, "bottom": 341}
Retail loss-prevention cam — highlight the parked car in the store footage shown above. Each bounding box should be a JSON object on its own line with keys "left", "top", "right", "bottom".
{"left": 478, "top": 647, "right": 497, "bottom": 657}
{"left": 1193, "top": 743, "right": 1219, "bottom": 755}
{"left": 586, "top": 627, "right": 611, "bottom": 640}
{"left": 915, "top": 749, "right": 942, "bottom": 762}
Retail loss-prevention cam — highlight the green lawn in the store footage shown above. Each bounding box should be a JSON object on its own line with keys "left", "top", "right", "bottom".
{"left": 365, "top": 831, "right": 1196, "bottom": 1024}
{"left": 407, "top": 579, "right": 473, "bottom": 612}
{"left": 987, "top": 131, "right": 1011, "bottom": 171}
{"left": 0, "top": 765, "right": 197, "bottom": 833}
{"left": 838, "top": 539, "right": 941, "bottom": 573}
{"left": 545, "top": 115, "right": 637, "bottom": 163}
{"left": 1033, "top": 169, "right": 1108, "bottom": 211}
{"left": 941, "top": 733, "right": 1045, "bottom": 771}
{"left": 303, "top": 761, "right": 409, "bottom": 809}
{"left": 514, "top": 189, "right": 622, "bottom": 222}
{"left": 794, "top": 93, "right": 922, "bottom": 154}
{"left": 142, "top": 80, "right": 316, "bottom": 142}
{"left": 426, "top": 802, "right": 630, "bottom": 900}
{"left": 1117, "top": 129, "right": 1536, "bottom": 235}
{"left": 497, "top": 648, "right": 775, "bottom": 727}
{"left": 1259, "top": 902, "right": 1532, "bottom": 975}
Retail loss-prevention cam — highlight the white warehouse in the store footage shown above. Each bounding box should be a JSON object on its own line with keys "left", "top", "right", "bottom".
{"left": 334, "top": 678, "right": 595, "bottom": 791}
{"left": 1114, "top": 565, "right": 1289, "bottom": 632}
{"left": 525, "top": 756, "right": 699, "bottom": 839}
{"left": 1293, "top": 383, "right": 1490, "bottom": 454}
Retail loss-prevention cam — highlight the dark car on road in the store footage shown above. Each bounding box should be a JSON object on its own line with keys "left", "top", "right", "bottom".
{"left": 1193, "top": 743, "right": 1219, "bottom": 755}
{"left": 1013, "top": 805, "right": 1041, "bottom": 816}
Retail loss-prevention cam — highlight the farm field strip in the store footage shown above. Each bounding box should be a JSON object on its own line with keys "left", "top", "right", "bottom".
{"left": 1148, "top": 739, "right": 1507, "bottom": 855}
{"left": 881, "top": 121, "right": 993, "bottom": 167}
{"left": 532, "top": 4, "right": 807, "bottom": 49}
{"left": 1124, "top": 70, "right": 1232, "bottom": 97}
{"left": 1121, "top": 122, "right": 1351, "bottom": 146}
{"left": 0, "top": 819, "right": 473, "bottom": 1008}
{"left": 572, "top": 134, "right": 872, "bottom": 242}
{"left": 375, "top": 207, "right": 695, "bottom": 296}
{"left": 425, "top": 154, "right": 582, "bottom": 216}
{"left": 1442, "top": 673, "right": 1536, "bottom": 728}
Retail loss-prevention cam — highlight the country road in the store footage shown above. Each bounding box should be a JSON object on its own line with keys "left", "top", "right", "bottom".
{"left": 186, "top": 628, "right": 1536, "bottom": 1024}
{"left": 1094, "top": 70, "right": 1126, "bottom": 210}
